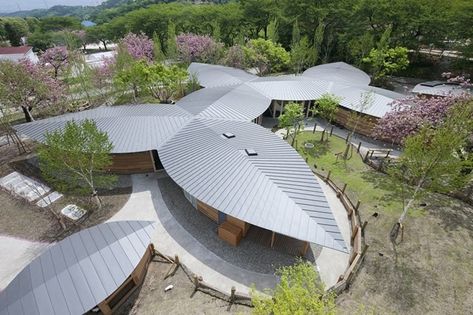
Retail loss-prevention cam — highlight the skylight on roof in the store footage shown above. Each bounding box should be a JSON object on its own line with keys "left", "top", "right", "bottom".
{"left": 222, "top": 132, "right": 235, "bottom": 139}
{"left": 245, "top": 148, "right": 257, "bottom": 156}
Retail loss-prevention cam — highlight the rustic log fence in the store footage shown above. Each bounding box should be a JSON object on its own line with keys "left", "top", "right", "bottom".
{"left": 152, "top": 250, "right": 253, "bottom": 309}
{"left": 313, "top": 170, "right": 369, "bottom": 294}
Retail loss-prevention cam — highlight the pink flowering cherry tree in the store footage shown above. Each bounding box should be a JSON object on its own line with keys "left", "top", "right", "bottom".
{"left": 176, "top": 33, "right": 224, "bottom": 64}
{"left": 40, "top": 46, "right": 69, "bottom": 78}
{"left": 120, "top": 32, "right": 154, "bottom": 62}
{"left": 0, "top": 59, "right": 64, "bottom": 122}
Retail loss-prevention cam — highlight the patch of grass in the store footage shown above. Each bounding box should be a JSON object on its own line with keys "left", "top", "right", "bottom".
{"left": 296, "top": 131, "right": 405, "bottom": 216}
{"left": 293, "top": 131, "right": 473, "bottom": 314}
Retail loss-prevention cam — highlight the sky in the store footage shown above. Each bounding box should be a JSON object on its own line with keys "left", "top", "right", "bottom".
{"left": 0, "top": 0, "right": 104, "bottom": 13}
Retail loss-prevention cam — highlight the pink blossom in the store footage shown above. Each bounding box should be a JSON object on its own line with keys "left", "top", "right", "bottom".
{"left": 120, "top": 32, "right": 154, "bottom": 62}
{"left": 176, "top": 33, "right": 224, "bottom": 64}
{"left": 374, "top": 93, "right": 472, "bottom": 144}
{"left": 39, "top": 46, "right": 69, "bottom": 78}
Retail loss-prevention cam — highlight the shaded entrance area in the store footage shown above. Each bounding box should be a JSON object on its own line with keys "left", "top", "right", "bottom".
{"left": 157, "top": 177, "right": 319, "bottom": 275}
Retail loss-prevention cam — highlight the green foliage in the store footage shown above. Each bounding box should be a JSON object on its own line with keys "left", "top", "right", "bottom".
{"left": 27, "top": 31, "right": 53, "bottom": 51}
{"left": 291, "top": 19, "right": 301, "bottom": 47}
{"left": 278, "top": 102, "right": 305, "bottom": 145}
{"left": 152, "top": 31, "right": 165, "bottom": 62}
{"left": 1, "top": 18, "right": 28, "bottom": 46}
{"left": 390, "top": 101, "right": 473, "bottom": 223}
{"left": 363, "top": 46, "right": 410, "bottom": 81}
{"left": 317, "top": 93, "right": 341, "bottom": 124}
{"left": 37, "top": 119, "right": 116, "bottom": 200}
{"left": 39, "top": 16, "right": 82, "bottom": 32}
{"left": 252, "top": 260, "right": 336, "bottom": 315}
{"left": 290, "top": 36, "right": 311, "bottom": 74}
{"left": 146, "top": 63, "right": 188, "bottom": 103}
{"left": 244, "top": 38, "right": 289, "bottom": 75}
{"left": 166, "top": 21, "right": 177, "bottom": 59}
{"left": 267, "top": 18, "right": 279, "bottom": 44}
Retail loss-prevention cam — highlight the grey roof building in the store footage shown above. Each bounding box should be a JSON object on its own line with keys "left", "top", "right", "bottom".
{"left": 14, "top": 61, "right": 398, "bottom": 256}
{"left": 0, "top": 221, "right": 155, "bottom": 315}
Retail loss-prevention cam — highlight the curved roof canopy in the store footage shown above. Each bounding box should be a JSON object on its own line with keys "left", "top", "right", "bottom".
{"left": 0, "top": 221, "right": 155, "bottom": 315}
{"left": 16, "top": 61, "right": 399, "bottom": 255}
{"left": 15, "top": 105, "right": 193, "bottom": 153}
{"left": 302, "top": 62, "right": 372, "bottom": 86}
{"left": 187, "top": 62, "right": 403, "bottom": 118}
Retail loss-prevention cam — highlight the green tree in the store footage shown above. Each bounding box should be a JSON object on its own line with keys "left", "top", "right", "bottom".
{"left": 166, "top": 21, "right": 177, "bottom": 59}
{"left": 389, "top": 102, "right": 473, "bottom": 242}
{"left": 290, "top": 36, "right": 311, "bottom": 74}
{"left": 38, "top": 120, "right": 117, "bottom": 209}
{"left": 114, "top": 58, "right": 149, "bottom": 102}
{"left": 3, "top": 18, "right": 28, "bottom": 46}
{"left": 146, "top": 64, "right": 188, "bottom": 103}
{"left": 278, "top": 102, "right": 305, "bottom": 147}
{"left": 27, "top": 31, "right": 54, "bottom": 51}
{"left": 267, "top": 18, "right": 279, "bottom": 43}
{"left": 362, "top": 27, "right": 409, "bottom": 82}
{"left": 317, "top": 93, "right": 341, "bottom": 141}
{"left": 86, "top": 24, "right": 113, "bottom": 50}
{"left": 363, "top": 46, "right": 409, "bottom": 82}
{"left": 291, "top": 19, "right": 301, "bottom": 48}
{"left": 309, "top": 19, "right": 325, "bottom": 66}
{"left": 152, "top": 31, "right": 165, "bottom": 62}
{"left": 244, "top": 38, "right": 289, "bottom": 75}
{"left": 252, "top": 260, "right": 336, "bottom": 315}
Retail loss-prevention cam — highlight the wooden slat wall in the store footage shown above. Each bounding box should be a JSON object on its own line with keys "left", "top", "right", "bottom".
{"left": 227, "top": 215, "right": 250, "bottom": 237}
{"left": 108, "top": 151, "right": 155, "bottom": 174}
{"left": 196, "top": 200, "right": 219, "bottom": 222}
{"left": 333, "top": 107, "right": 379, "bottom": 138}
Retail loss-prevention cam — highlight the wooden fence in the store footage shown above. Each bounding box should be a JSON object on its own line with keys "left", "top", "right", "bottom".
{"left": 313, "top": 170, "right": 369, "bottom": 294}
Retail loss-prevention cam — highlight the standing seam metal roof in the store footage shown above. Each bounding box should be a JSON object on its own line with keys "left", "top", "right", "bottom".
{"left": 13, "top": 63, "right": 369, "bottom": 255}
{"left": 0, "top": 221, "right": 155, "bottom": 315}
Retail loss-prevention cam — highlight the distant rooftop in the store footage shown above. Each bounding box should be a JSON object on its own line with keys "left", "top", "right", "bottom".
{"left": 0, "top": 46, "right": 32, "bottom": 55}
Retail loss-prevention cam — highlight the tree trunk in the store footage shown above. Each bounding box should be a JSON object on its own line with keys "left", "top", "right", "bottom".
{"left": 21, "top": 106, "right": 34, "bottom": 122}
{"left": 102, "top": 41, "right": 108, "bottom": 51}
{"left": 92, "top": 190, "right": 102, "bottom": 209}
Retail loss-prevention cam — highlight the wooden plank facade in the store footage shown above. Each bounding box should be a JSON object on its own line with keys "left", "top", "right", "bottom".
{"left": 333, "top": 106, "right": 379, "bottom": 138}
{"left": 108, "top": 151, "right": 156, "bottom": 174}
{"left": 98, "top": 244, "right": 154, "bottom": 315}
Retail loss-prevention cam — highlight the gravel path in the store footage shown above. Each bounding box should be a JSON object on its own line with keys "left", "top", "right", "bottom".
{"left": 158, "top": 177, "right": 320, "bottom": 275}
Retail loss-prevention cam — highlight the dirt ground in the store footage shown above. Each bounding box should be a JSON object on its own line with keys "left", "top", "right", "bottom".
{"left": 0, "top": 141, "right": 131, "bottom": 243}
{"left": 117, "top": 259, "right": 252, "bottom": 315}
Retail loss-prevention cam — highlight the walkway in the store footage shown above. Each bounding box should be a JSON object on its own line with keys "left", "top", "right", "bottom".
{"left": 108, "top": 172, "right": 350, "bottom": 294}
{"left": 265, "top": 116, "right": 401, "bottom": 159}
{"left": 0, "top": 171, "right": 351, "bottom": 294}
{"left": 0, "top": 236, "right": 50, "bottom": 290}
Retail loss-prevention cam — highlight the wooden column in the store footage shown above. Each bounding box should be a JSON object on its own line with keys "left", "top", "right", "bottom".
{"left": 271, "top": 231, "right": 276, "bottom": 248}
{"left": 301, "top": 241, "right": 310, "bottom": 256}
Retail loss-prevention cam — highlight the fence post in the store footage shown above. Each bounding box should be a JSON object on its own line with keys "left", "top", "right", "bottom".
{"left": 326, "top": 170, "right": 331, "bottom": 182}
{"left": 330, "top": 126, "right": 334, "bottom": 136}
{"left": 385, "top": 150, "right": 391, "bottom": 158}
{"left": 230, "top": 286, "right": 236, "bottom": 303}
{"left": 355, "top": 200, "right": 361, "bottom": 212}
{"left": 345, "top": 133, "right": 350, "bottom": 143}
{"left": 364, "top": 150, "right": 370, "bottom": 162}
{"left": 174, "top": 255, "right": 179, "bottom": 265}
{"left": 357, "top": 142, "right": 362, "bottom": 153}
{"left": 312, "top": 123, "right": 317, "bottom": 134}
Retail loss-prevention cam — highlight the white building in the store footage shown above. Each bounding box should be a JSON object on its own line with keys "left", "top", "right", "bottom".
{"left": 0, "top": 46, "right": 39, "bottom": 63}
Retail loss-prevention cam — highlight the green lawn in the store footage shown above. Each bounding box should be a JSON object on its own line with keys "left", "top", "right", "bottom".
{"left": 295, "top": 131, "right": 415, "bottom": 217}
{"left": 293, "top": 131, "right": 473, "bottom": 314}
